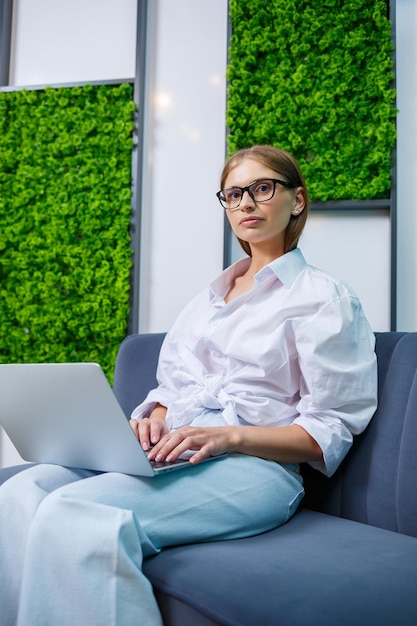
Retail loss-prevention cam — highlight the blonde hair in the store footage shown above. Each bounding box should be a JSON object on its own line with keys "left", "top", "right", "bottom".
{"left": 220, "top": 146, "right": 309, "bottom": 256}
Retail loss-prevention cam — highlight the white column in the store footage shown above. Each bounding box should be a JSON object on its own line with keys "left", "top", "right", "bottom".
{"left": 396, "top": 0, "right": 417, "bottom": 331}
{"left": 139, "top": 0, "right": 228, "bottom": 332}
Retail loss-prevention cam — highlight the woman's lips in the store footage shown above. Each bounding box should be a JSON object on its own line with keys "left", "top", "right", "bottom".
{"left": 239, "top": 216, "right": 263, "bottom": 226}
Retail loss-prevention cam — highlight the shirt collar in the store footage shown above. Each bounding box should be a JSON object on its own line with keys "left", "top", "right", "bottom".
{"left": 209, "top": 257, "right": 251, "bottom": 301}
{"left": 259, "top": 248, "right": 307, "bottom": 288}
{"left": 209, "top": 248, "right": 307, "bottom": 301}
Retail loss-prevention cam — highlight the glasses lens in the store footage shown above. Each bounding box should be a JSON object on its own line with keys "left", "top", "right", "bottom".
{"left": 222, "top": 187, "right": 242, "bottom": 209}
{"left": 219, "top": 179, "right": 278, "bottom": 209}
{"left": 250, "top": 179, "right": 275, "bottom": 201}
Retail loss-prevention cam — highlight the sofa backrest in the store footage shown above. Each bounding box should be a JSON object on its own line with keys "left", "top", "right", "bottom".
{"left": 113, "top": 332, "right": 166, "bottom": 419}
{"left": 303, "top": 332, "right": 417, "bottom": 538}
{"left": 114, "top": 331, "right": 417, "bottom": 539}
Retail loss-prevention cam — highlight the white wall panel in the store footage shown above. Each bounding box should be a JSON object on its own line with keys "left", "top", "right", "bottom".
{"left": 300, "top": 212, "right": 390, "bottom": 332}
{"left": 230, "top": 211, "right": 391, "bottom": 333}
{"left": 10, "top": 0, "right": 137, "bottom": 85}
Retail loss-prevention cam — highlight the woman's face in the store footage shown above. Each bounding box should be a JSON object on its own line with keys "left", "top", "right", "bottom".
{"left": 223, "top": 158, "right": 305, "bottom": 258}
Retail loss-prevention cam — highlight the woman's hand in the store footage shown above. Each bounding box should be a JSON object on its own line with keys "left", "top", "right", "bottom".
{"left": 146, "top": 426, "right": 238, "bottom": 465}
{"left": 129, "top": 403, "right": 169, "bottom": 451}
{"left": 131, "top": 408, "right": 323, "bottom": 467}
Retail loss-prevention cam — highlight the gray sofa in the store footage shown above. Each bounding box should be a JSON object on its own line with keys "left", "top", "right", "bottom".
{"left": 1, "top": 331, "right": 417, "bottom": 625}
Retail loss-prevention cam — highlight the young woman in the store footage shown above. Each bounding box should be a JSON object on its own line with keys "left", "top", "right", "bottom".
{"left": 0, "top": 146, "right": 377, "bottom": 626}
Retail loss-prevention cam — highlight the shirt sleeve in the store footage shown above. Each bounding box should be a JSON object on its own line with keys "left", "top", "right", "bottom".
{"left": 292, "top": 294, "right": 377, "bottom": 477}
{"left": 129, "top": 290, "right": 209, "bottom": 422}
{"left": 130, "top": 331, "right": 180, "bottom": 421}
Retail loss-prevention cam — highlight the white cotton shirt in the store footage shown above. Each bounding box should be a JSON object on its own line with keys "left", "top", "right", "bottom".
{"left": 131, "top": 248, "right": 377, "bottom": 477}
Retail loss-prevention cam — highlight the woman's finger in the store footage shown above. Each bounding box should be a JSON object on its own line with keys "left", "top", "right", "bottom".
{"left": 129, "top": 419, "right": 140, "bottom": 440}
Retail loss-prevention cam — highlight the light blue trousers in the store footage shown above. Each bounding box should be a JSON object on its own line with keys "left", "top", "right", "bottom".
{"left": 0, "top": 455, "right": 303, "bottom": 626}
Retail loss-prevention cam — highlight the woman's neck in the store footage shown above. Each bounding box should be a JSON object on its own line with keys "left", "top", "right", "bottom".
{"left": 224, "top": 246, "right": 286, "bottom": 303}
{"left": 245, "top": 244, "right": 285, "bottom": 277}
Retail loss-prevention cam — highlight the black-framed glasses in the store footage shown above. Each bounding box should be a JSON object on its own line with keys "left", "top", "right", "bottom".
{"left": 216, "top": 178, "right": 294, "bottom": 210}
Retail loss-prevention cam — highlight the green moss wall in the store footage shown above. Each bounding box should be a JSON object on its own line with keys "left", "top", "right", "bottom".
{"left": 227, "top": 0, "right": 396, "bottom": 201}
{"left": 0, "top": 83, "right": 135, "bottom": 377}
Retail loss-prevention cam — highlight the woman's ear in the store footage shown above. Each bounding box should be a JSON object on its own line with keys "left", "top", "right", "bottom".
{"left": 291, "top": 187, "right": 306, "bottom": 216}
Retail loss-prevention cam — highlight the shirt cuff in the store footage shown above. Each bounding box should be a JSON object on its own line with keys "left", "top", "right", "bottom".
{"left": 130, "top": 388, "right": 171, "bottom": 421}
{"left": 293, "top": 414, "right": 353, "bottom": 477}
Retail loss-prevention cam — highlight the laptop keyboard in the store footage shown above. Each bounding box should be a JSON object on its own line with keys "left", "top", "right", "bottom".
{"left": 149, "top": 457, "right": 190, "bottom": 469}
{"left": 146, "top": 450, "right": 190, "bottom": 469}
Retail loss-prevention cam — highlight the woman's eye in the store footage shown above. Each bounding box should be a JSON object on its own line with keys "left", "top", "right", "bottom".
{"left": 225, "top": 189, "right": 241, "bottom": 201}
{"left": 255, "top": 182, "right": 272, "bottom": 194}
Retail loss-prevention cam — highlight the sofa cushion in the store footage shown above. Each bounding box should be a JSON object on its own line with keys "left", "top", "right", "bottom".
{"left": 143, "top": 508, "right": 417, "bottom": 626}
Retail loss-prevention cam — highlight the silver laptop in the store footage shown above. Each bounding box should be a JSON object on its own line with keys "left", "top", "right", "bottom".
{"left": 0, "top": 362, "right": 218, "bottom": 476}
